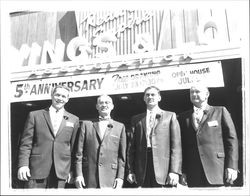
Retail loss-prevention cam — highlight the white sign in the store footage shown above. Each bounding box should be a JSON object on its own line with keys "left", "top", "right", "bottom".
{"left": 11, "top": 61, "right": 224, "bottom": 102}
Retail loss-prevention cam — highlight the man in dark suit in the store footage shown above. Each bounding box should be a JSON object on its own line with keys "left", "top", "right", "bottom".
{"left": 74, "top": 94, "right": 126, "bottom": 188}
{"left": 126, "top": 86, "right": 182, "bottom": 187}
{"left": 178, "top": 83, "right": 239, "bottom": 187}
{"left": 17, "top": 85, "right": 79, "bottom": 188}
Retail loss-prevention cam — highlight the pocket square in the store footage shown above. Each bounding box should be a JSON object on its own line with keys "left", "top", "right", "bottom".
{"left": 66, "top": 121, "right": 74, "bottom": 127}
{"left": 207, "top": 120, "right": 218, "bottom": 127}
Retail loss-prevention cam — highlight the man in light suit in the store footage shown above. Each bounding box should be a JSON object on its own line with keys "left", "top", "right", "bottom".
{"left": 17, "top": 85, "right": 79, "bottom": 188}
{"left": 74, "top": 94, "right": 126, "bottom": 188}
{"left": 127, "top": 86, "right": 182, "bottom": 187}
{"left": 178, "top": 83, "right": 239, "bottom": 187}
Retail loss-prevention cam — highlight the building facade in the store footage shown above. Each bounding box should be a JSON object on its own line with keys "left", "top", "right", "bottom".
{"left": 7, "top": 7, "right": 248, "bottom": 190}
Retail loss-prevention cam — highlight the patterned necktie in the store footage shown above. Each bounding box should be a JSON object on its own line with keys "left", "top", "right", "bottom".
{"left": 147, "top": 112, "right": 155, "bottom": 147}
{"left": 193, "top": 108, "right": 203, "bottom": 130}
{"left": 149, "top": 112, "right": 155, "bottom": 129}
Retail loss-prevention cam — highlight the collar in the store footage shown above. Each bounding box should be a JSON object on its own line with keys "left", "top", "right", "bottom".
{"left": 99, "top": 115, "right": 111, "bottom": 121}
{"left": 49, "top": 105, "right": 64, "bottom": 114}
{"left": 147, "top": 106, "right": 161, "bottom": 115}
{"left": 193, "top": 104, "right": 209, "bottom": 114}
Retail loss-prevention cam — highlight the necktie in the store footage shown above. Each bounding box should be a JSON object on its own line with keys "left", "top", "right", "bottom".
{"left": 147, "top": 112, "right": 155, "bottom": 147}
{"left": 149, "top": 112, "right": 155, "bottom": 129}
{"left": 193, "top": 108, "right": 203, "bottom": 130}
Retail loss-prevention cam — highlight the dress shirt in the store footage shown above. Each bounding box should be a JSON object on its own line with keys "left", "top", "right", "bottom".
{"left": 146, "top": 107, "right": 160, "bottom": 148}
{"left": 193, "top": 105, "right": 207, "bottom": 122}
{"left": 193, "top": 105, "right": 207, "bottom": 129}
{"left": 98, "top": 116, "right": 110, "bottom": 140}
{"left": 49, "top": 106, "right": 64, "bottom": 135}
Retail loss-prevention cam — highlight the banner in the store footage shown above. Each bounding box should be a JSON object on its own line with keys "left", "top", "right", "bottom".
{"left": 11, "top": 61, "right": 224, "bottom": 102}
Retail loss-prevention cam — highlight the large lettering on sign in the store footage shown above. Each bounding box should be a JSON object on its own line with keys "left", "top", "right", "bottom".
{"left": 13, "top": 78, "right": 104, "bottom": 99}
{"left": 11, "top": 61, "right": 224, "bottom": 102}
{"left": 12, "top": 37, "right": 93, "bottom": 67}
{"left": 12, "top": 10, "right": 155, "bottom": 67}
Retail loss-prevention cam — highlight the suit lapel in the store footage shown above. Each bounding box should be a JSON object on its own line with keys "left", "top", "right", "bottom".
{"left": 192, "top": 105, "right": 212, "bottom": 133}
{"left": 42, "top": 108, "right": 55, "bottom": 137}
{"left": 141, "top": 113, "right": 147, "bottom": 135}
{"left": 198, "top": 105, "right": 212, "bottom": 131}
{"left": 93, "top": 120, "right": 102, "bottom": 143}
{"left": 55, "top": 111, "right": 68, "bottom": 137}
{"left": 186, "top": 110, "right": 197, "bottom": 132}
{"left": 93, "top": 119, "right": 114, "bottom": 143}
{"left": 102, "top": 119, "right": 114, "bottom": 141}
{"left": 153, "top": 110, "right": 164, "bottom": 132}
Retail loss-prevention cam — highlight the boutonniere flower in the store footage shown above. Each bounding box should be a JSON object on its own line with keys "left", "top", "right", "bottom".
{"left": 107, "top": 124, "right": 113, "bottom": 128}
{"left": 203, "top": 110, "right": 208, "bottom": 115}
{"left": 63, "top": 116, "right": 69, "bottom": 120}
{"left": 156, "top": 114, "right": 161, "bottom": 119}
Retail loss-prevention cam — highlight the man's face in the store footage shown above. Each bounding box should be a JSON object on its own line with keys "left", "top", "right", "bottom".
{"left": 144, "top": 88, "right": 161, "bottom": 108}
{"left": 51, "top": 87, "right": 69, "bottom": 110}
{"left": 190, "top": 85, "right": 209, "bottom": 107}
{"left": 96, "top": 96, "right": 114, "bottom": 116}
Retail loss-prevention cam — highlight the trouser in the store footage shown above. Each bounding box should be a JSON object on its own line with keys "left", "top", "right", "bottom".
{"left": 186, "top": 147, "right": 224, "bottom": 188}
{"left": 24, "top": 165, "right": 66, "bottom": 188}
{"left": 142, "top": 148, "right": 162, "bottom": 188}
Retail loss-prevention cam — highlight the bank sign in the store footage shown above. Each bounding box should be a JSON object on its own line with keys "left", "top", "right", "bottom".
{"left": 11, "top": 61, "right": 224, "bottom": 102}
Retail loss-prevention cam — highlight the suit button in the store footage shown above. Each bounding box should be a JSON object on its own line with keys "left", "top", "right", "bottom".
{"left": 100, "top": 152, "right": 103, "bottom": 156}
{"left": 99, "top": 163, "right": 102, "bottom": 166}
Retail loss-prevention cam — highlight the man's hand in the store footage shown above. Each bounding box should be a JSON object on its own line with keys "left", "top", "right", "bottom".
{"left": 66, "top": 171, "right": 74, "bottom": 184}
{"left": 166, "top": 172, "right": 179, "bottom": 186}
{"left": 113, "top": 178, "right": 123, "bottom": 188}
{"left": 75, "top": 176, "right": 86, "bottom": 188}
{"left": 17, "top": 166, "right": 30, "bottom": 181}
{"left": 179, "top": 173, "right": 187, "bottom": 186}
{"left": 127, "top": 173, "right": 137, "bottom": 184}
{"left": 225, "top": 168, "right": 238, "bottom": 184}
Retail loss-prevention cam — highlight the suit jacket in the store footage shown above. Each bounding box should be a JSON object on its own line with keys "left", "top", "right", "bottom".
{"left": 18, "top": 108, "right": 79, "bottom": 180}
{"left": 127, "top": 109, "right": 182, "bottom": 186}
{"left": 178, "top": 105, "right": 238, "bottom": 185}
{"left": 74, "top": 119, "right": 126, "bottom": 188}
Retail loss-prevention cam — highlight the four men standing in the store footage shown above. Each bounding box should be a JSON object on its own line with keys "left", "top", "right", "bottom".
{"left": 17, "top": 84, "right": 239, "bottom": 189}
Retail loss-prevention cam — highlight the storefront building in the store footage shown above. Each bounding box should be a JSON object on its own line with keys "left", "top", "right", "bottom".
{"left": 8, "top": 8, "right": 247, "bottom": 189}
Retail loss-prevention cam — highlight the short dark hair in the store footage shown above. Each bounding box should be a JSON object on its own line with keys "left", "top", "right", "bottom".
{"left": 51, "top": 85, "right": 70, "bottom": 95}
{"left": 96, "top": 94, "right": 113, "bottom": 104}
{"left": 144, "top": 86, "right": 161, "bottom": 95}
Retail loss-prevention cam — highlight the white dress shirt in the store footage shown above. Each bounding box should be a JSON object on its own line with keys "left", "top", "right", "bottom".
{"left": 193, "top": 105, "right": 207, "bottom": 129}
{"left": 146, "top": 107, "right": 160, "bottom": 148}
{"left": 193, "top": 105, "right": 207, "bottom": 122}
{"left": 98, "top": 121, "right": 109, "bottom": 140}
{"left": 98, "top": 116, "right": 111, "bottom": 140}
{"left": 49, "top": 106, "right": 64, "bottom": 135}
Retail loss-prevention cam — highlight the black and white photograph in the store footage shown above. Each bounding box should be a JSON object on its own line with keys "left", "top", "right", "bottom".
{"left": 1, "top": 0, "right": 249, "bottom": 195}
